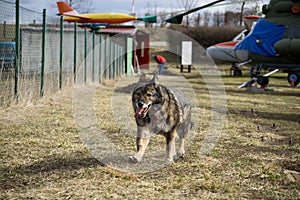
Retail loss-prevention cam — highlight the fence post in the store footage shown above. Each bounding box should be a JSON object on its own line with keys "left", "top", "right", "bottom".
{"left": 14, "top": 0, "right": 20, "bottom": 102}
{"left": 3, "top": 21, "right": 6, "bottom": 38}
{"left": 40, "top": 9, "right": 46, "bottom": 97}
{"left": 120, "top": 47, "right": 123, "bottom": 75}
{"left": 92, "top": 31, "right": 95, "bottom": 82}
{"left": 114, "top": 44, "right": 117, "bottom": 78}
{"left": 116, "top": 45, "right": 119, "bottom": 77}
{"left": 118, "top": 45, "right": 121, "bottom": 76}
{"left": 103, "top": 36, "right": 108, "bottom": 79}
{"left": 111, "top": 43, "right": 115, "bottom": 79}
{"left": 73, "top": 22, "right": 77, "bottom": 83}
{"left": 98, "top": 35, "right": 102, "bottom": 83}
{"left": 84, "top": 27, "right": 87, "bottom": 83}
{"left": 59, "top": 16, "right": 63, "bottom": 90}
{"left": 109, "top": 40, "right": 113, "bottom": 79}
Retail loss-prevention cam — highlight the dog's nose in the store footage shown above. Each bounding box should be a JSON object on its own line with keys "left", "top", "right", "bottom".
{"left": 137, "top": 101, "right": 144, "bottom": 108}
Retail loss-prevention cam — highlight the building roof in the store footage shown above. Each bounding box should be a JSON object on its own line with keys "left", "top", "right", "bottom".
{"left": 97, "top": 26, "right": 137, "bottom": 36}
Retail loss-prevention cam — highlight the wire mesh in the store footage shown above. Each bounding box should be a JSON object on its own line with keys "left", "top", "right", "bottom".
{"left": 0, "top": 0, "right": 127, "bottom": 107}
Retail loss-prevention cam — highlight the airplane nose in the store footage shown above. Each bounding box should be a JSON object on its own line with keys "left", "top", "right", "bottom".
{"left": 206, "top": 46, "right": 215, "bottom": 58}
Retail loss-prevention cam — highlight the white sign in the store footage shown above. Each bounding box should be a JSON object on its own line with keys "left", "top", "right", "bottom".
{"left": 181, "top": 41, "right": 192, "bottom": 65}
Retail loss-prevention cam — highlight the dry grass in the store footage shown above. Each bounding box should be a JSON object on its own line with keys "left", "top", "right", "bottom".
{"left": 1, "top": 61, "right": 300, "bottom": 199}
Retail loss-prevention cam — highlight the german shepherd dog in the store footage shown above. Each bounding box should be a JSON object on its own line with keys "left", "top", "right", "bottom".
{"left": 131, "top": 74, "right": 191, "bottom": 163}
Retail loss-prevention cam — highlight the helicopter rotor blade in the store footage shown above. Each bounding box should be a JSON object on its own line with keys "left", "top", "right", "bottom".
{"left": 165, "top": 0, "right": 226, "bottom": 24}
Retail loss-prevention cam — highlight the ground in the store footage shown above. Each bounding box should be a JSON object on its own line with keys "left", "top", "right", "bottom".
{"left": 0, "top": 60, "right": 300, "bottom": 199}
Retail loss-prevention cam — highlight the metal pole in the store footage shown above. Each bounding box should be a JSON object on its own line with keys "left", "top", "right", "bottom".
{"left": 109, "top": 40, "right": 113, "bottom": 79}
{"left": 3, "top": 21, "right": 6, "bottom": 39}
{"left": 112, "top": 43, "right": 115, "bottom": 79}
{"left": 176, "top": 45, "right": 180, "bottom": 68}
{"left": 120, "top": 47, "right": 123, "bottom": 74}
{"left": 115, "top": 45, "right": 118, "bottom": 77}
{"left": 98, "top": 35, "right": 102, "bottom": 83}
{"left": 40, "top": 9, "right": 46, "bottom": 97}
{"left": 59, "top": 16, "right": 63, "bottom": 90}
{"left": 103, "top": 36, "right": 107, "bottom": 79}
{"left": 92, "top": 31, "right": 95, "bottom": 82}
{"left": 118, "top": 46, "right": 122, "bottom": 76}
{"left": 116, "top": 45, "right": 119, "bottom": 77}
{"left": 119, "top": 46, "right": 121, "bottom": 76}
{"left": 84, "top": 27, "right": 87, "bottom": 83}
{"left": 73, "top": 22, "right": 77, "bottom": 83}
{"left": 15, "top": 0, "right": 20, "bottom": 102}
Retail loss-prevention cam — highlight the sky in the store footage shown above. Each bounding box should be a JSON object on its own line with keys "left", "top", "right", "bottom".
{"left": 5, "top": 0, "right": 253, "bottom": 17}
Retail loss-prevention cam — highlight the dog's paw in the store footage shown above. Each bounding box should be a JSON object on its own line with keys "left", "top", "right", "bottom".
{"left": 129, "top": 155, "right": 141, "bottom": 163}
{"left": 177, "top": 152, "right": 185, "bottom": 158}
{"left": 165, "top": 157, "right": 174, "bottom": 164}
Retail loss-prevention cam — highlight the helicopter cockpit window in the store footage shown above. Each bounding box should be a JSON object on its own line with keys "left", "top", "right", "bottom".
{"left": 288, "top": 25, "right": 300, "bottom": 39}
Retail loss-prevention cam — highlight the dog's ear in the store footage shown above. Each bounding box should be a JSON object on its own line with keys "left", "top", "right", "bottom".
{"left": 151, "top": 72, "right": 159, "bottom": 86}
{"left": 154, "top": 85, "right": 165, "bottom": 104}
{"left": 151, "top": 73, "right": 164, "bottom": 104}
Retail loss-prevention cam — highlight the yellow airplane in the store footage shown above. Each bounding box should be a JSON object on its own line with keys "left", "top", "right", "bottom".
{"left": 56, "top": 1, "right": 137, "bottom": 24}
{"left": 58, "top": 0, "right": 227, "bottom": 26}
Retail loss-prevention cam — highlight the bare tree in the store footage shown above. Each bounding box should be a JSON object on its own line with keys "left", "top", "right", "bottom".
{"left": 239, "top": 1, "right": 245, "bottom": 27}
{"left": 176, "top": 0, "right": 197, "bottom": 26}
{"left": 202, "top": 11, "right": 211, "bottom": 26}
{"left": 143, "top": 2, "right": 152, "bottom": 27}
{"left": 158, "top": 11, "right": 168, "bottom": 28}
{"left": 195, "top": 13, "right": 201, "bottom": 27}
{"left": 213, "top": 11, "right": 224, "bottom": 27}
{"left": 65, "top": 0, "right": 94, "bottom": 13}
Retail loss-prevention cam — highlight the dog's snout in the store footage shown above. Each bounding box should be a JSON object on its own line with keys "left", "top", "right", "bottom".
{"left": 137, "top": 101, "right": 144, "bottom": 108}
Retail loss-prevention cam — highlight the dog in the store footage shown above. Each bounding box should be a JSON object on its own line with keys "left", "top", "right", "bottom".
{"left": 131, "top": 74, "right": 191, "bottom": 163}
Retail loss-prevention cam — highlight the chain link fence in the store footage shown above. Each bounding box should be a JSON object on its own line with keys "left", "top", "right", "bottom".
{"left": 0, "top": 0, "right": 126, "bottom": 107}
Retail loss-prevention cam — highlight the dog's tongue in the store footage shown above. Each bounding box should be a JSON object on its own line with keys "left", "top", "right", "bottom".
{"left": 134, "top": 107, "right": 145, "bottom": 119}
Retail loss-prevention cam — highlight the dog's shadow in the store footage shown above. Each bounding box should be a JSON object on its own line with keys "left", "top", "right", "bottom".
{"left": 99, "top": 152, "right": 170, "bottom": 173}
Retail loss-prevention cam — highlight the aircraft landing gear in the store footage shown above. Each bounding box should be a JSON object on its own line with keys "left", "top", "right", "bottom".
{"left": 234, "top": 69, "right": 242, "bottom": 76}
{"left": 239, "top": 69, "right": 279, "bottom": 89}
{"left": 287, "top": 73, "right": 300, "bottom": 87}
{"left": 257, "top": 76, "right": 269, "bottom": 88}
{"left": 230, "top": 64, "right": 242, "bottom": 76}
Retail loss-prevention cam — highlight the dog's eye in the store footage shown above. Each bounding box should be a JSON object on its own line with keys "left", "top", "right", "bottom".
{"left": 146, "top": 93, "right": 152, "bottom": 97}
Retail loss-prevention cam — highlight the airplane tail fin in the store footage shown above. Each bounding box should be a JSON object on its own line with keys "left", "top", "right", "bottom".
{"left": 57, "top": 1, "right": 78, "bottom": 15}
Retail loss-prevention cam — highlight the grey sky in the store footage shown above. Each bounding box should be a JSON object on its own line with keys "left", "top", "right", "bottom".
{"left": 12, "top": 0, "right": 240, "bottom": 16}
{"left": 4, "top": 0, "right": 264, "bottom": 19}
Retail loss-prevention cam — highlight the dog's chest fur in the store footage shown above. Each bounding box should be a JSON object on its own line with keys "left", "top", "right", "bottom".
{"left": 134, "top": 84, "right": 186, "bottom": 135}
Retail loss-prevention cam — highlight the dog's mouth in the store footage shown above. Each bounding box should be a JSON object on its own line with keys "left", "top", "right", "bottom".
{"left": 134, "top": 103, "right": 151, "bottom": 119}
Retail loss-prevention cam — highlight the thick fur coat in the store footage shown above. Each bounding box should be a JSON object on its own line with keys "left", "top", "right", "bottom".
{"left": 131, "top": 74, "right": 191, "bottom": 163}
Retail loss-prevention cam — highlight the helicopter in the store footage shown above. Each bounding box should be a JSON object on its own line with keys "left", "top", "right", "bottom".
{"left": 206, "top": 15, "right": 259, "bottom": 77}
{"left": 205, "top": 0, "right": 300, "bottom": 88}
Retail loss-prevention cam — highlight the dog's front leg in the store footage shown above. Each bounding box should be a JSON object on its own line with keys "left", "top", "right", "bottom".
{"left": 165, "top": 130, "right": 177, "bottom": 163}
{"left": 130, "top": 126, "right": 151, "bottom": 163}
{"left": 177, "top": 136, "right": 186, "bottom": 158}
{"left": 133, "top": 137, "right": 150, "bottom": 162}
